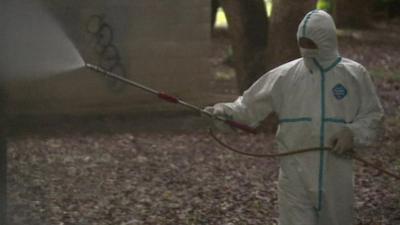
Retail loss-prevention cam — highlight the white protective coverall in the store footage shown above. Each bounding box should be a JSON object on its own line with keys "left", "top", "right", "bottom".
{"left": 211, "top": 10, "right": 383, "bottom": 225}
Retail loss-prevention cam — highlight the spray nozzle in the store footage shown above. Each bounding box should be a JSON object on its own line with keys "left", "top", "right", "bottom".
{"left": 86, "top": 63, "right": 102, "bottom": 72}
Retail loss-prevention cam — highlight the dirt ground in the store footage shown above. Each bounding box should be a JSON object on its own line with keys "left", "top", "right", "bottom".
{"left": 6, "top": 21, "right": 400, "bottom": 225}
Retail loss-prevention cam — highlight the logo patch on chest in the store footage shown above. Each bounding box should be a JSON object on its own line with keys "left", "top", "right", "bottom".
{"left": 332, "top": 84, "right": 347, "bottom": 100}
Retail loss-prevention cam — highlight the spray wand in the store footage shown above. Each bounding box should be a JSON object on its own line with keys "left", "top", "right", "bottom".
{"left": 85, "top": 63, "right": 256, "bottom": 134}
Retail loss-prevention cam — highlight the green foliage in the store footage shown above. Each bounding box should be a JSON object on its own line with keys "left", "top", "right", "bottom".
{"left": 374, "top": 0, "right": 394, "bottom": 9}
{"left": 377, "top": 0, "right": 397, "bottom": 4}
{"left": 316, "top": 0, "right": 332, "bottom": 11}
{"left": 316, "top": 0, "right": 336, "bottom": 14}
{"left": 373, "top": 0, "right": 400, "bottom": 18}
{"left": 215, "top": 0, "right": 272, "bottom": 29}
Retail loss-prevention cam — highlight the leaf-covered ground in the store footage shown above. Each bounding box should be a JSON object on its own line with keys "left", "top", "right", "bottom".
{"left": 7, "top": 125, "right": 400, "bottom": 225}
{"left": 7, "top": 21, "right": 400, "bottom": 224}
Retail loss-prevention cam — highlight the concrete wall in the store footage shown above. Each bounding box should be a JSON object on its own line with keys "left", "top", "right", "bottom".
{"left": 4, "top": 0, "right": 216, "bottom": 115}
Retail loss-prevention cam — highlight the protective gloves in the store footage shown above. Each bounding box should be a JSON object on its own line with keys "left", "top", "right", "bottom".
{"left": 203, "top": 105, "right": 234, "bottom": 132}
{"left": 329, "top": 126, "right": 354, "bottom": 158}
{"left": 204, "top": 104, "right": 225, "bottom": 117}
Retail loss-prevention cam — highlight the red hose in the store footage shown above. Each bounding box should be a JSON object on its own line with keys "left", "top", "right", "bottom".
{"left": 225, "top": 120, "right": 257, "bottom": 134}
{"left": 157, "top": 92, "right": 179, "bottom": 104}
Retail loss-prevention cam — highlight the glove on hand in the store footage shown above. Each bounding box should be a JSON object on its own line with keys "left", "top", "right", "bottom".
{"left": 204, "top": 105, "right": 225, "bottom": 117}
{"left": 203, "top": 105, "right": 233, "bottom": 132}
{"left": 329, "top": 126, "right": 354, "bottom": 158}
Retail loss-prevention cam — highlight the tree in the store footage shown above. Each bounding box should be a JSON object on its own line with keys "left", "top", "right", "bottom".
{"left": 219, "top": 0, "right": 269, "bottom": 93}
{"left": 219, "top": 0, "right": 316, "bottom": 92}
{"left": 266, "top": 0, "right": 316, "bottom": 70}
{"left": 211, "top": 0, "right": 220, "bottom": 31}
{"left": 0, "top": 84, "right": 7, "bottom": 225}
{"left": 334, "top": 0, "right": 374, "bottom": 28}
{"left": 218, "top": 0, "right": 315, "bottom": 131}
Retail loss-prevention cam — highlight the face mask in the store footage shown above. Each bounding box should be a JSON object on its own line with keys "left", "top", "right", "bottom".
{"left": 300, "top": 48, "right": 319, "bottom": 58}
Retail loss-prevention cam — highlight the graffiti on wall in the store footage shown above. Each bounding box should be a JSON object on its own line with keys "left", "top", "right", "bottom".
{"left": 86, "top": 14, "right": 127, "bottom": 92}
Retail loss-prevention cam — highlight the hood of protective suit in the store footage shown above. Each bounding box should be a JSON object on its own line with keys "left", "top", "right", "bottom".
{"left": 297, "top": 10, "right": 340, "bottom": 70}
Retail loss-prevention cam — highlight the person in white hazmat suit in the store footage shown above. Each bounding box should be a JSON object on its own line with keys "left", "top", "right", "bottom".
{"left": 204, "top": 10, "right": 383, "bottom": 225}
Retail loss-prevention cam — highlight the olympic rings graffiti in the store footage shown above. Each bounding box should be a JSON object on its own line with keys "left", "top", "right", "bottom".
{"left": 86, "top": 14, "right": 126, "bottom": 92}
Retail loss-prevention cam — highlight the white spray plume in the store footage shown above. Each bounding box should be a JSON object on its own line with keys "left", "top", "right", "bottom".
{"left": 0, "top": 0, "right": 84, "bottom": 81}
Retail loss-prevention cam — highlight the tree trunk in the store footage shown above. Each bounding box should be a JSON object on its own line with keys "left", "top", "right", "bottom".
{"left": 0, "top": 84, "right": 7, "bottom": 225}
{"left": 335, "top": 0, "right": 374, "bottom": 28}
{"left": 211, "top": 0, "right": 220, "bottom": 31}
{"left": 266, "top": 0, "right": 316, "bottom": 70}
{"left": 219, "top": 0, "right": 268, "bottom": 93}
